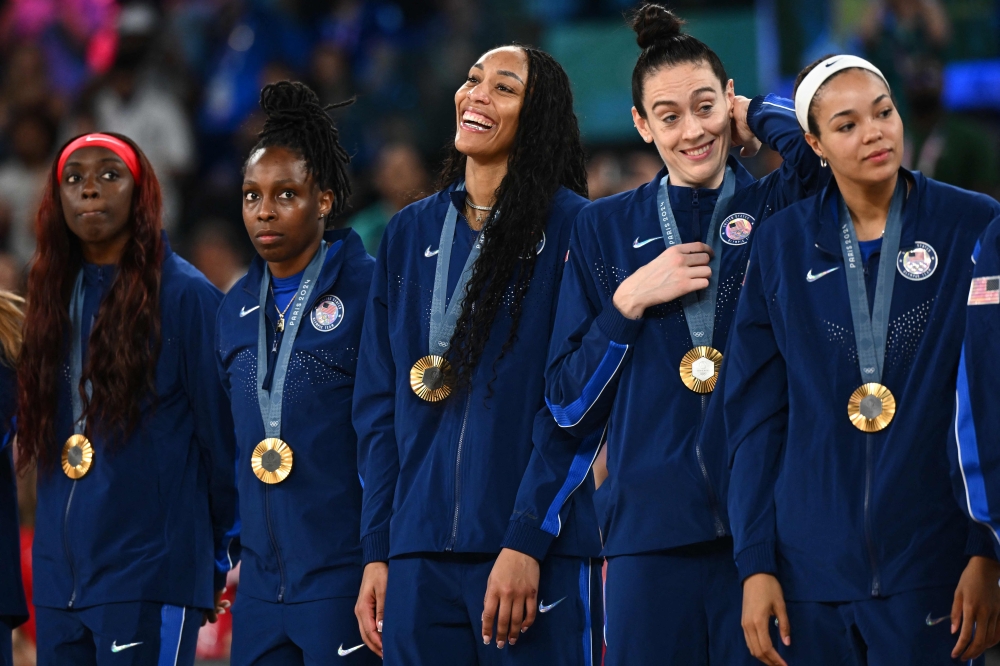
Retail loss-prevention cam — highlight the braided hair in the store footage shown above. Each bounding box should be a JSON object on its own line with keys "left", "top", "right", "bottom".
{"left": 437, "top": 46, "right": 588, "bottom": 392}
{"left": 245, "top": 80, "right": 353, "bottom": 226}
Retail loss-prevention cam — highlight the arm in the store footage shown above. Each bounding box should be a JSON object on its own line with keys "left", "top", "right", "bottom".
{"left": 185, "top": 284, "right": 240, "bottom": 599}
{"left": 723, "top": 243, "right": 791, "bottom": 665}
{"left": 746, "top": 94, "right": 825, "bottom": 198}
{"left": 352, "top": 233, "right": 398, "bottom": 658}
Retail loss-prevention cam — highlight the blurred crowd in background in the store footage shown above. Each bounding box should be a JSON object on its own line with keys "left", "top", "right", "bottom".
{"left": 3, "top": 0, "right": 1000, "bottom": 662}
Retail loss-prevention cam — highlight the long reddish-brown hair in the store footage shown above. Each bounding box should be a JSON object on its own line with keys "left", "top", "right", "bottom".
{"left": 17, "top": 133, "right": 164, "bottom": 473}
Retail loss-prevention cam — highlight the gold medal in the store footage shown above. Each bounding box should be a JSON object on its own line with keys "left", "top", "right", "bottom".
{"left": 61, "top": 434, "right": 93, "bottom": 479}
{"left": 679, "top": 346, "right": 723, "bottom": 393}
{"left": 847, "top": 383, "right": 896, "bottom": 432}
{"left": 410, "top": 355, "right": 453, "bottom": 402}
{"left": 251, "top": 438, "right": 293, "bottom": 484}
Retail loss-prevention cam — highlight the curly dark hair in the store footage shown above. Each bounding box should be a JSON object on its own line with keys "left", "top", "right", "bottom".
{"left": 245, "top": 80, "right": 353, "bottom": 226}
{"left": 18, "top": 133, "right": 164, "bottom": 473}
{"left": 437, "top": 46, "right": 588, "bottom": 392}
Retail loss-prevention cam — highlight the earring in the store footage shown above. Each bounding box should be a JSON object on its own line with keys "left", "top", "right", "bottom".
{"left": 820, "top": 157, "right": 827, "bottom": 168}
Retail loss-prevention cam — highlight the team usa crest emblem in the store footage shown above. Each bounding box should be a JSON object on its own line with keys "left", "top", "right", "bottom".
{"left": 311, "top": 295, "right": 345, "bottom": 332}
{"left": 720, "top": 213, "right": 754, "bottom": 246}
{"left": 896, "top": 242, "right": 938, "bottom": 281}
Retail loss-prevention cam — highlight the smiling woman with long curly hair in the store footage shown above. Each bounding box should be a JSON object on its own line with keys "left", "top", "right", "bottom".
{"left": 17, "top": 132, "right": 238, "bottom": 666}
{"left": 353, "top": 45, "right": 603, "bottom": 665}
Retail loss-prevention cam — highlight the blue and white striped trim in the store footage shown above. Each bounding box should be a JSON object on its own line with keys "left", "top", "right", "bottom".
{"left": 540, "top": 426, "right": 606, "bottom": 536}
{"left": 547, "top": 341, "right": 628, "bottom": 428}
{"left": 579, "top": 559, "right": 593, "bottom": 666}
{"left": 157, "top": 605, "right": 186, "bottom": 666}
{"left": 954, "top": 349, "right": 1000, "bottom": 549}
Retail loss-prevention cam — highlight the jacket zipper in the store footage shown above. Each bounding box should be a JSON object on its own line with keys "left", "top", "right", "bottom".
{"left": 697, "top": 395, "right": 726, "bottom": 537}
{"left": 263, "top": 486, "right": 286, "bottom": 602}
{"left": 446, "top": 395, "right": 473, "bottom": 551}
{"left": 63, "top": 481, "right": 78, "bottom": 607}
{"left": 864, "top": 433, "right": 880, "bottom": 596}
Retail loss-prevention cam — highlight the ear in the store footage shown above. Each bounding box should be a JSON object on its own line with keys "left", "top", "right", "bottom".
{"left": 319, "top": 189, "right": 335, "bottom": 220}
{"left": 725, "top": 79, "right": 735, "bottom": 116}
{"left": 804, "top": 132, "right": 824, "bottom": 160}
{"left": 632, "top": 107, "right": 654, "bottom": 144}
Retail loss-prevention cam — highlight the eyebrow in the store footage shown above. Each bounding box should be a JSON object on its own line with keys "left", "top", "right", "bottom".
{"left": 828, "top": 94, "right": 891, "bottom": 123}
{"left": 650, "top": 87, "right": 718, "bottom": 111}
{"left": 471, "top": 62, "right": 524, "bottom": 84}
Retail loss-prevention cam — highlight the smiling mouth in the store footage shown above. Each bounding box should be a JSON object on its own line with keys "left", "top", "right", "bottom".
{"left": 680, "top": 141, "right": 714, "bottom": 159}
{"left": 460, "top": 110, "right": 495, "bottom": 132}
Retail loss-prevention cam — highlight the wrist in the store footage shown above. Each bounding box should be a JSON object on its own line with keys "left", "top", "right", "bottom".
{"left": 612, "top": 285, "right": 643, "bottom": 319}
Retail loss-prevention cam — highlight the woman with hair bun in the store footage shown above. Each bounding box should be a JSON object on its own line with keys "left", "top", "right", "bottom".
{"left": 18, "top": 132, "right": 237, "bottom": 665}
{"left": 216, "top": 81, "right": 379, "bottom": 665}
{"left": 353, "top": 45, "right": 603, "bottom": 664}
{"left": 726, "top": 54, "right": 1000, "bottom": 665}
{"left": 544, "top": 4, "right": 824, "bottom": 664}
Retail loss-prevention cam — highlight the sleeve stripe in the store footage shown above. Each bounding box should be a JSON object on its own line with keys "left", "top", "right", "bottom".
{"left": 547, "top": 341, "right": 628, "bottom": 428}
{"left": 540, "top": 426, "right": 606, "bottom": 536}
{"left": 954, "top": 348, "right": 1000, "bottom": 547}
{"left": 761, "top": 100, "right": 795, "bottom": 113}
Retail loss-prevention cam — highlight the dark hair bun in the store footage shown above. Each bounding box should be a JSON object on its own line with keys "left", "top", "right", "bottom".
{"left": 631, "top": 4, "right": 685, "bottom": 49}
{"left": 260, "top": 80, "right": 322, "bottom": 121}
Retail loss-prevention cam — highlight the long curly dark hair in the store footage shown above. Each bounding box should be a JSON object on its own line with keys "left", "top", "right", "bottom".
{"left": 245, "top": 80, "right": 353, "bottom": 226}
{"left": 17, "top": 133, "right": 164, "bottom": 473}
{"left": 437, "top": 46, "right": 587, "bottom": 391}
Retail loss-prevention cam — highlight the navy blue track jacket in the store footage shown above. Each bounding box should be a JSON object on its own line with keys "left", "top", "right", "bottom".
{"left": 354, "top": 186, "right": 602, "bottom": 565}
{"left": 545, "top": 95, "right": 823, "bottom": 556}
{"left": 0, "top": 361, "right": 27, "bottom": 627}
{"left": 33, "top": 238, "right": 238, "bottom": 611}
{"left": 216, "top": 229, "right": 374, "bottom": 603}
{"left": 725, "top": 170, "right": 999, "bottom": 603}
{"left": 951, "top": 216, "right": 1000, "bottom": 560}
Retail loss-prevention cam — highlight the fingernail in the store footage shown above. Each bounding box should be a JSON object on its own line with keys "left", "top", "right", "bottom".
{"left": 509, "top": 638, "right": 517, "bottom": 645}
{"left": 784, "top": 636, "right": 791, "bottom": 646}
{"left": 520, "top": 627, "right": 527, "bottom": 633}
{"left": 483, "top": 636, "right": 490, "bottom": 645}
{"left": 377, "top": 620, "right": 383, "bottom": 632}
{"left": 497, "top": 641, "right": 505, "bottom": 649}
{"left": 951, "top": 624, "right": 957, "bottom": 634}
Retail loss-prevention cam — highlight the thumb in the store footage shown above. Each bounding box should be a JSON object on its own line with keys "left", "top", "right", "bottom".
{"left": 775, "top": 598, "right": 791, "bottom": 646}
{"left": 951, "top": 588, "right": 963, "bottom": 634}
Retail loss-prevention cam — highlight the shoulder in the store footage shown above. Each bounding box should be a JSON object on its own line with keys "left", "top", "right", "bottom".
{"left": 576, "top": 184, "right": 653, "bottom": 234}
{"left": 383, "top": 189, "right": 452, "bottom": 242}
{"left": 162, "top": 252, "right": 223, "bottom": 310}
{"left": 754, "top": 192, "right": 820, "bottom": 248}
{"left": 920, "top": 175, "right": 1000, "bottom": 221}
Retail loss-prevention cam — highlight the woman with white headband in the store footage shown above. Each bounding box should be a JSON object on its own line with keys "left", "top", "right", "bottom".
{"left": 724, "top": 54, "right": 1000, "bottom": 665}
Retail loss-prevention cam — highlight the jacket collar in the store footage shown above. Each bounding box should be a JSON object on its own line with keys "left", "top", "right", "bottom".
{"left": 814, "top": 168, "right": 922, "bottom": 257}
{"left": 640, "top": 155, "right": 757, "bottom": 202}
{"left": 242, "top": 227, "right": 363, "bottom": 303}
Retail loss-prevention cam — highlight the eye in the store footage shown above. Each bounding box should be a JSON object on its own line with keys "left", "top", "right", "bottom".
{"left": 837, "top": 122, "right": 855, "bottom": 133}
{"left": 278, "top": 190, "right": 295, "bottom": 199}
{"left": 497, "top": 84, "right": 513, "bottom": 93}
{"left": 878, "top": 107, "right": 893, "bottom": 118}
{"left": 698, "top": 104, "right": 713, "bottom": 114}
{"left": 100, "top": 170, "right": 119, "bottom": 181}
{"left": 243, "top": 191, "right": 258, "bottom": 202}
{"left": 466, "top": 75, "right": 479, "bottom": 85}
{"left": 65, "top": 174, "right": 81, "bottom": 184}
{"left": 662, "top": 114, "right": 679, "bottom": 124}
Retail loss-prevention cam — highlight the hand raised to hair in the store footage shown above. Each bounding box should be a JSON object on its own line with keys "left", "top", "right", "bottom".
{"left": 613, "top": 242, "right": 714, "bottom": 319}
{"left": 731, "top": 95, "right": 762, "bottom": 158}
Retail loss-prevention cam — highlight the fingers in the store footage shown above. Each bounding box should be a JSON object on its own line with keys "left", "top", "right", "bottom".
{"left": 775, "top": 598, "right": 791, "bottom": 648}
{"left": 494, "top": 594, "right": 512, "bottom": 649}
{"left": 753, "top": 616, "right": 787, "bottom": 666}
{"left": 953, "top": 599, "right": 974, "bottom": 660}
{"left": 676, "top": 242, "right": 715, "bottom": 259}
{"left": 355, "top": 585, "right": 383, "bottom": 657}
{"left": 958, "top": 601, "right": 991, "bottom": 660}
{"left": 951, "top": 588, "right": 962, "bottom": 635}
{"left": 375, "top": 579, "right": 386, "bottom": 637}
{"left": 506, "top": 597, "right": 525, "bottom": 646}
{"left": 481, "top": 588, "right": 498, "bottom": 645}
{"left": 522, "top": 593, "right": 537, "bottom": 634}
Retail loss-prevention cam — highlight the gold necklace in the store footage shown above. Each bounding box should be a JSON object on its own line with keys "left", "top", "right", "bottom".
{"left": 270, "top": 285, "right": 294, "bottom": 332}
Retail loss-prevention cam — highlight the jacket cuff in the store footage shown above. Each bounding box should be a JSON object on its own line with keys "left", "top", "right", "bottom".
{"left": 746, "top": 94, "right": 767, "bottom": 136}
{"left": 501, "top": 521, "right": 554, "bottom": 562}
{"left": 735, "top": 540, "right": 777, "bottom": 582}
{"left": 966, "top": 523, "right": 999, "bottom": 561}
{"left": 362, "top": 531, "right": 391, "bottom": 565}
{"left": 596, "top": 302, "right": 644, "bottom": 345}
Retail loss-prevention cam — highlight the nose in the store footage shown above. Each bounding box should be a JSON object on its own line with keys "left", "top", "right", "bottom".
{"left": 862, "top": 119, "right": 884, "bottom": 144}
{"left": 467, "top": 82, "right": 490, "bottom": 105}
{"left": 81, "top": 173, "right": 99, "bottom": 199}
{"left": 681, "top": 113, "right": 705, "bottom": 142}
{"left": 257, "top": 197, "right": 277, "bottom": 222}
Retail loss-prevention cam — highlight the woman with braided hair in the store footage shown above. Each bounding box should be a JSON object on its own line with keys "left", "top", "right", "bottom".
{"left": 19, "top": 132, "right": 237, "bottom": 665}
{"left": 216, "top": 80, "right": 378, "bottom": 665}
{"left": 353, "top": 45, "right": 603, "bottom": 664}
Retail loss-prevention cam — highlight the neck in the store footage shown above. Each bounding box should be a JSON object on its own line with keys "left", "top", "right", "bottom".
{"left": 668, "top": 156, "right": 728, "bottom": 189}
{"left": 80, "top": 234, "right": 129, "bottom": 265}
{"left": 839, "top": 172, "right": 899, "bottom": 241}
{"left": 463, "top": 155, "right": 507, "bottom": 229}
{"left": 268, "top": 236, "right": 322, "bottom": 278}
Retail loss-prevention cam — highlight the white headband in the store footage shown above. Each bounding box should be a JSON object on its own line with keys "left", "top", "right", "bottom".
{"left": 794, "top": 55, "right": 890, "bottom": 132}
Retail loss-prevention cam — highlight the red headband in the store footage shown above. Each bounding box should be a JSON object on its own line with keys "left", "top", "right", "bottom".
{"left": 57, "top": 133, "right": 142, "bottom": 183}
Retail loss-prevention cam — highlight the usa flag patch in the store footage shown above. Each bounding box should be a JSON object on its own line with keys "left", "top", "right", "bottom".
{"left": 968, "top": 276, "right": 1000, "bottom": 305}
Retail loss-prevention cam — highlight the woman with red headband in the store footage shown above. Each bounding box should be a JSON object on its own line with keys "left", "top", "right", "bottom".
{"left": 16, "top": 132, "right": 239, "bottom": 666}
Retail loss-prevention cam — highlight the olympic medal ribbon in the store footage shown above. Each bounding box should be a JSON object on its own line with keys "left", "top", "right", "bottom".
{"left": 838, "top": 177, "right": 906, "bottom": 432}
{"left": 655, "top": 167, "right": 736, "bottom": 392}
{"left": 254, "top": 241, "right": 327, "bottom": 483}
{"left": 62, "top": 271, "right": 95, "bottom": 478}
{"left": 411, "top": 182, "right": 482, "bottom": 401}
